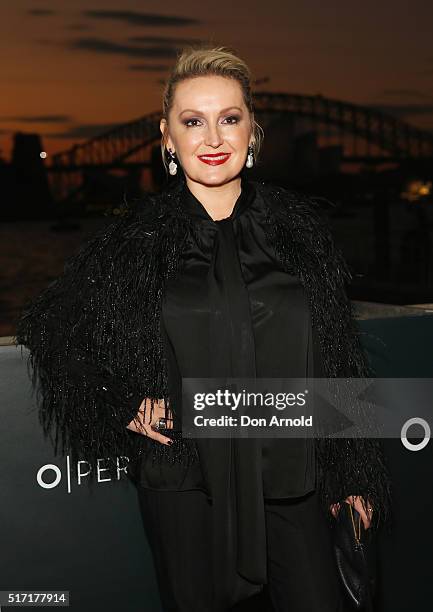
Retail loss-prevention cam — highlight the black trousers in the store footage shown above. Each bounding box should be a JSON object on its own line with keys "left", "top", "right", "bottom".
{"left": 136, "top": 487, "right": 346, "bottom": 612}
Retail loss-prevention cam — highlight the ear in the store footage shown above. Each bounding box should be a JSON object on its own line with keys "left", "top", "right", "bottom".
{"left": 160, "top": 120, "right": 169, "bottom": 149}
{"left": 160, "top": 118, "right": 174, "bottom": 152}
{"left": 250, "top": 113, "right": 256, "bottom": 142}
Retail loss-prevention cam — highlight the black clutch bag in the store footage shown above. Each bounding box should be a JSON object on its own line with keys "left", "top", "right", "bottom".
{"left": 332, "top": 502, "right": 376, "bottom": 611}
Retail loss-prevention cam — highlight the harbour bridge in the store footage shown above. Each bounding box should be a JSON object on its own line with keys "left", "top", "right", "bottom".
{"left": 47, "top": 92, "right": 433, "bottom": 203}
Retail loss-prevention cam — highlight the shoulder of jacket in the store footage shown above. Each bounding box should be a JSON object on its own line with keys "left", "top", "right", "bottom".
{"left": 254, "top": 179, "right": 336, "bottom": 220}
{"left": 104, "top": 190, "right": 164, "bottom": 224}
{"left": 99, "top": 182, "right": 184, "bottom": 244}
{"left": 253, "top": 180, "right": 343, "bottom": 260}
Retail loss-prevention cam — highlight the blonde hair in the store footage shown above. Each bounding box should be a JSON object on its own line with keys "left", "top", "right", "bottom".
{"left": 160, "top": 44, "right": 264, "bottom": 175}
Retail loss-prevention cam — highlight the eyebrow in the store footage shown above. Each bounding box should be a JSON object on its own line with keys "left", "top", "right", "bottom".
{"left": 179, "top": 106, "right": 243, "bottom": 117}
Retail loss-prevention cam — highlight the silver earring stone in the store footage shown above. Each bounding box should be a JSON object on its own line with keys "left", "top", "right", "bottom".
{"left": 168, "top": 148, "right": 177, "bottom": 175}
{"left": 246, "top": 144, "right": 254, "bottom": 168}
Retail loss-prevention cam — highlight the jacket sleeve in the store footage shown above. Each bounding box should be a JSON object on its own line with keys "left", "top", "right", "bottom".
{"left": 14, "top": 202, "right": 165, "bottom": 477}
{"left": 308, "top": 195, "right": 393, "bottom": 529}
{"left": 263, "top": 183, "right": 393, "bottom": 529}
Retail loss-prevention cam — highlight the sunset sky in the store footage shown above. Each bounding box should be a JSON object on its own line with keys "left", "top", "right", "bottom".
{"left": 1, "top": 1, "right": 433, "bottom": 162}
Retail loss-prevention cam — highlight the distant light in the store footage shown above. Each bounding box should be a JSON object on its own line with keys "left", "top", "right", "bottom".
{"left": 40, "top": 151, "right": 47, "bottom": 159}
{"left": 401, "top": 180, "right": 432, "bottom": 202}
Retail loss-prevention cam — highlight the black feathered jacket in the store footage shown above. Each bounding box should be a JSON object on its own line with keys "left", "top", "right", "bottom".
{"left": 15, "top": 176, "right": 392, "bottom": 528}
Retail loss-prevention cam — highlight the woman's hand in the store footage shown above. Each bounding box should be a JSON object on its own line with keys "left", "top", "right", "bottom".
{"left": 329, "top": 495, "right": 373, "bottom": 530}
{"left": 126, "top": 398, "right": 174, "bottom": 445}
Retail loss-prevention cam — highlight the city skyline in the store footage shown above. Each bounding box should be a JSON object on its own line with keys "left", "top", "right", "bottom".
{"left": 1, "top": 1, "right": 433, "bottom": 162}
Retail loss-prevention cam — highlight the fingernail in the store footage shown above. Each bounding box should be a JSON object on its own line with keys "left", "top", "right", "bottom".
{"left": 167, "top": 440, "right": 174, "bottom": 445}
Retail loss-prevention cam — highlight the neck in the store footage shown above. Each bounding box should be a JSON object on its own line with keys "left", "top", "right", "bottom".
{"left": 184, "top": 176, "right": 242, "bottom": 221}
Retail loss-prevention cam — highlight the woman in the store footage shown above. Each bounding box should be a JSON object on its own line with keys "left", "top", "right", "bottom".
{"left": 15, "top": 45, "right": 392, "bottom": 612}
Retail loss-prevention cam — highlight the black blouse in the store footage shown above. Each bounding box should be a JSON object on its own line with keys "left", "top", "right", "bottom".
{"left": 138, "top": 174, "right": 318, "bottom": 593}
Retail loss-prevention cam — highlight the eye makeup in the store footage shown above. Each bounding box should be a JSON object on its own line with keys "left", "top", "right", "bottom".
{"left": 182, "top": 114, "right": 242, "bottom": 127}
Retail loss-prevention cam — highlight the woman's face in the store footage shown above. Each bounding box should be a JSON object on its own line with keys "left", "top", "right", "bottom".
{"left": 160, "top": 75, "right": 253, "bottom": 186}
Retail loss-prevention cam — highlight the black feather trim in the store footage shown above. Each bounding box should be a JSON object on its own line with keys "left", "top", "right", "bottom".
{"left": 257, "top": 180, "right": 392, "bottom": 529}
{"left": 14, "top": 177, "right": 391, "bottom": 528}
{"left": 14, "top": 185, "right": 199, "bottom": 482}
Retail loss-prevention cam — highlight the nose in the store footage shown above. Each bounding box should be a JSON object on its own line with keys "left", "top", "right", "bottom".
{"left": 204, "top": 123, "right": 224, "bottom": 148}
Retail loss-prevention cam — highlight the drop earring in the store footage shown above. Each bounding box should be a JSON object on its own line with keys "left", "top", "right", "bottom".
{"left": 167, "top": 148, "right": 178, "bottom": 175}
{"left": 246, "top": 144, "right": 254, "bottom": 168}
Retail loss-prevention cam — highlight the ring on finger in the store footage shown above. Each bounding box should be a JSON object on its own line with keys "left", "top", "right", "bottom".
{"left": 151, "top": 417, "right": 167, "bottom": 431}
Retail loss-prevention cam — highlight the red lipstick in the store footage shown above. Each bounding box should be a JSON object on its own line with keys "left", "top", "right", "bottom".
{"left": 198, "top": 153, "right": 231, "bottom": 166}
